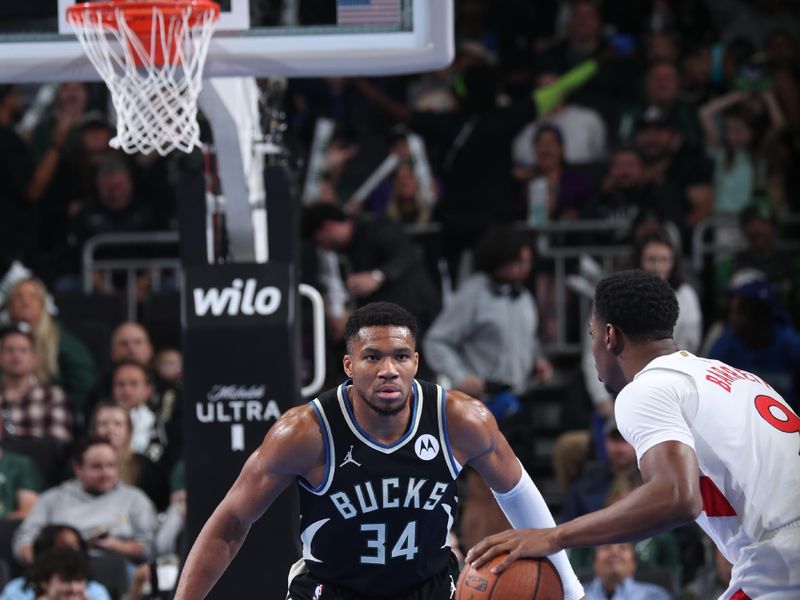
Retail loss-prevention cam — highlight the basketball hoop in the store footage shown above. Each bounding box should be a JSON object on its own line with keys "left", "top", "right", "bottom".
{"left": 67, "top": 0, "right": 220, "bottom": 156}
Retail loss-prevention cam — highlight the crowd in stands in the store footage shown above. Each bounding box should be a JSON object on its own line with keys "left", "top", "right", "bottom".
{"left": 1, "top": 0, "right": 800, "bottom": 597}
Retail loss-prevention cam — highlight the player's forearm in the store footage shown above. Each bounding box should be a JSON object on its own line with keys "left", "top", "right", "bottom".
{"left": 554, "top": 478, "right": 699, "bottom": 549}
{"left": 174, "top": 508, "right": 251, "bottom": 600}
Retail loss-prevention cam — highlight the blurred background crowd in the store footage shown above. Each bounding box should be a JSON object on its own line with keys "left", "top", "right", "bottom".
{"left": 1, "top": 0, "right": 800, "bottom": 597}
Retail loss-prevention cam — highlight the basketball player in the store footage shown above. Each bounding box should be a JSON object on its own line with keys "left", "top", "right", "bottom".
{"left": 467, "top": 270, "right": 800, "bottom": 599}
{"left": 174, "top": 302, "right": 585, "bottom": 600}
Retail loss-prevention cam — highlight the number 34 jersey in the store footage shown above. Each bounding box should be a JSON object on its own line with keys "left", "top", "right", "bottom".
{"left": 615, "top": 351, "right": 800, "bottom": 565}
{"left": 297, "top": 379, "right": 460, "bottom": 596}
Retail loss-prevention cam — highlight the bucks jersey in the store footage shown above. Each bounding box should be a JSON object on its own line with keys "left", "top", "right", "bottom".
{"left": 297, "top": 379, "right": 461, "bottom": 596}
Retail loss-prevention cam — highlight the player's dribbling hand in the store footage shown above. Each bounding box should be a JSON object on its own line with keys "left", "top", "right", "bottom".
{"left": 465, "top": 528, "right": 560, "bottom": 574}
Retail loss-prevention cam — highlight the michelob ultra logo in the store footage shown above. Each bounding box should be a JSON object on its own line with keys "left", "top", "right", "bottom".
{"left": 192, "top": 278, "right": 281, "bottom": 317}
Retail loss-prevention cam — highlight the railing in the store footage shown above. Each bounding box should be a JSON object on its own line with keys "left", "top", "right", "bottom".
{"left": 82, "top": 231, "right": 182, "bottom": 321}
{"left": 691, "top": 214, "right": 800, "bottom": 273}
{"left": 81, "top": 219, "right": 688, "bottom": 356}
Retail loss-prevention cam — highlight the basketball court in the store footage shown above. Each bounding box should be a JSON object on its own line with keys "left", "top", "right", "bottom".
{"left": 0, "top": 1, "right": 453, "bottom": 597}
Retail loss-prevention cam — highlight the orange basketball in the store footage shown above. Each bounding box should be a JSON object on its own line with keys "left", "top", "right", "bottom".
{"left": 456, "top": 554, "right": 564, "bottom": 600}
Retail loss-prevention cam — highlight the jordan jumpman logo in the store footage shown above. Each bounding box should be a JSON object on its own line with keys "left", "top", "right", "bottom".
{"left": 449, "top": 575, "right": 456, "bottom": 598}
{"left": 339, "top": 445, "right": 361, "bottom": 467}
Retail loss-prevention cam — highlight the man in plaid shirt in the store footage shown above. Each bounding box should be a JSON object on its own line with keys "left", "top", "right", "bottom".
{"left": 0, "top": 328, "right": 72, "bottom": 442}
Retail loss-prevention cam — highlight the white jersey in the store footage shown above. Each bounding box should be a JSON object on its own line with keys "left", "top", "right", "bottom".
{"left": 615, "top": 351, "right": 800, "bottom": 565}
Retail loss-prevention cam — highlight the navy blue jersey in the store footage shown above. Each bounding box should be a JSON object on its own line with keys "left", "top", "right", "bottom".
{"left": 297, "top": 379, "right": 461, "bottom": 596}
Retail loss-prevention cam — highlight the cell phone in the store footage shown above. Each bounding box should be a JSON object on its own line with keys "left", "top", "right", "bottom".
{"left": 89, "top": 527, "right": 110, "bottom": 541}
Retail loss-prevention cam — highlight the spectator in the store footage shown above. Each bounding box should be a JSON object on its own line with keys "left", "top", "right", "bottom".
{"left": 584, "top": 543, "right": 672, "bottom": 600}
{"left": 38, "top": 112, "right": 115, "bottom": 258}
{"left": 0, "top": 327, "right": 72, "bottom": 443}
{"left": 679, "top": 43, "right": 714, "bottom": 108}
{"left": 1, "top": 525, "right": 110, "bottom": 600}
{"left": 765, "top": 29, "right": 800, "bottom": 129}
{"left": 52, "top": 153, "right": 156, "bottom": 294}
{"left": 13, "top": 437, "right": 157, "bottom": 567}
{"left": 357, "top": 58, "right": 600, "bottom": 276}
{"left": 516, "top": 124, "right": 597, "bottom": 221}
{"left": 559, "top": 416, "right": 637, "bottom": 523}
{"left": 0, "top": 85, "right": 37, "bottom": 267}
{"left": 361, "top": 158, "right": 435, "bottom": 225}
{"left": 152, "top": 349, "right": 181, "bottom": 385}
{"left": 707, "top": 272, "right": 800, "bottom": 412}
{"left": 634, "top": 232, "right": 702, "bottom": 353}
{"left": 699, "top": 89, "right": 785, "bottom": 217}
{"left": 715, "top": 202, "right": 800, "bottom": 326}
{"left": 6, "top": 278, "right": 97, "bottom": 417}
{"left": 89, "top": 401, "right": 169, "bottom": 512}
{"left": 91, "top": 322, "right": 182, "bottom": 466}
{"left": 303, "top": 202, "right": 440, "bottom": 335}
{"left": 109, "top": 362, "right": 157, "bottom": 458}
{"left": 0, "top": 446, "right": 42, "bottom": 520}
{"left": 0, "top": 85, "right": 70, "bottom": 269}
{"left": 424, "top": 226, "right": 552, "bottom": 405}
{"left": 619, "top": 61, "right": 703, "bottom": 147}
{"left": 536, "top": 0, "right": 635, "bottom": 129}
{"left": 27, "top": 547, "right": 91, "bottom": 600}
{"left": 512, "top": 71, "right": 607, "bottom": 167}
{"left": 592, "top": 145, "right": 684, "bottom": 243}
{"left": 27, "top": 83, "right": 89, "bottom": 162}
{"left": 682, "top": 546, "right": 732, "bottom": 600}
{"left": 633, "top": 107, "right": 713, "bottom": 233}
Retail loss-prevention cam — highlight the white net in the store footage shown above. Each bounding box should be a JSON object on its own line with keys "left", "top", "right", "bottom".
{"left": 67, "top": 1, "right": 218, "bottom": 156}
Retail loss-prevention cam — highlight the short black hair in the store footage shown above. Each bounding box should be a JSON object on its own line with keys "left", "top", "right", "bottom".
{"left": 302, "top": 203, "right": 348, "bottom": 238}
{"left": 0, "top": 326, "right": 35, "bottom": 348}
{"left": 344, "top": 302, "right": 417, "bottom": 353}
{"left": 111, "top": 359, "right": 152, "bottom": 384}
{"left": 473, "top": 227, "right": 532, "bottom": 275}
{"left": 33, "top": 525, "right": 88, "bottom": 558}
{"left": 594, "top": 270, "right": 678, "bottom": 342}
{"left": 71, "top": 436, "right": 114, "bottom": 466}
{"left": 30, "top": 547, "right": 89, "bottom": 593}
{"left": 611, "top": 143, "right": 645, "bottom": 163}
{"left": 533, "top": 123, "right": 564, "bottom": 147}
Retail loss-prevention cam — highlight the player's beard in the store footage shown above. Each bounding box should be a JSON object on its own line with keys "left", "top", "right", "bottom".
{"left": 362, "top": 394, "right": 407, "bottom": 417}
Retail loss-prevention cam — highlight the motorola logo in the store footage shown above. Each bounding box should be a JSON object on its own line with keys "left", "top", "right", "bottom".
{"left": 192, "top": 278, "right": 281, "bottom": 317}
{"left": 414, "top": 434, "right": 440, "bottom": 461}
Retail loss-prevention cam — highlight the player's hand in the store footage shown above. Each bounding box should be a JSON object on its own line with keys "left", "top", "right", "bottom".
{"left": 465, "top": 528, "right": 560, "bottom": 574}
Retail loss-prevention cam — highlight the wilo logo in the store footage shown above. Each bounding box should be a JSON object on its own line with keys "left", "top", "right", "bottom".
{"left": 193, "top": 278, "right": 281, "bottom": 317}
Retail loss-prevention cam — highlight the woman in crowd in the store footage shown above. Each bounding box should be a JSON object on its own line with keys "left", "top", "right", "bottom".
{"left": 519, "top": 124, "right": 596, "bottom": 222}
{"left": 5, "top": 278, "right": 96, "bottom": 416}
{"left": 89, "top": 401, "right": 169, "bottom": 511}
{"left": 633, "top": 231, "right": 703, "bottom": 353}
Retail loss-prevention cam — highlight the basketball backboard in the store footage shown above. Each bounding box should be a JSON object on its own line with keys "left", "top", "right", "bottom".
{"left": 0, "top": 0, "right": 453, "bottom": 82}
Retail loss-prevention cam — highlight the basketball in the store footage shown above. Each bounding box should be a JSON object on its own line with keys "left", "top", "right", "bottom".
{"left": 456, "top": 555, "right": 563, "bottom": 600}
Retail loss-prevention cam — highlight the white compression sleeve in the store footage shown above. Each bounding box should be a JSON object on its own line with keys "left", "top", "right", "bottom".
{"left": 492, "top": 461, "right": 584, "bottom": 600}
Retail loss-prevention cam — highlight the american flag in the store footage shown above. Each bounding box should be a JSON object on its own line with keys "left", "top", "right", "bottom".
{"left": 337, "top": 0, "right": 401, "bottom": 26}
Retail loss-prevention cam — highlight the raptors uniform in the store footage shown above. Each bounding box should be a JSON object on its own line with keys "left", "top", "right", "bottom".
{"left": 615, "top": 352, "right": 800, "bottom": 599}
{"left": 288, "top": 379, "right": 461, "bottom": 599}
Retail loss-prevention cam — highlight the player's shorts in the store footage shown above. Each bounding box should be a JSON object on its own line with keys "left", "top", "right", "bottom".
{"left": 286, "top": 553, "right": 461, "bottom": 600}
{"left": 722, "top": 522, "right": 800, "bottom": 599}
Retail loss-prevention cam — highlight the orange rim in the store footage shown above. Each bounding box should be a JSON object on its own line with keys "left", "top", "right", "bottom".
{"left": 66, "top": 0, "right": 220, "bottom": 31}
